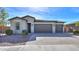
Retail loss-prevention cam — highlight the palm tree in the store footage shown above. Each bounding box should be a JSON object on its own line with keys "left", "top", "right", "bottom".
{"left": 0, "top": 7, "right": 8, "bottom": 34}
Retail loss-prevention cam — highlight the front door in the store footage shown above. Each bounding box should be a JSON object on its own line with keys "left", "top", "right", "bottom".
{"left": 28, "top": 23, "right": 31, "bottom": 33}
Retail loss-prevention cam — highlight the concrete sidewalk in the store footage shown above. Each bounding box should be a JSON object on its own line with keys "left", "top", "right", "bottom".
{"left": 0, "top": 45, "right": 79, "bottom": 51}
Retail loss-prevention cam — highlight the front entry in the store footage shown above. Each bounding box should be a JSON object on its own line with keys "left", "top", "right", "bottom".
{"left": 27, "top": 23, "right": 31, "bottom": 33}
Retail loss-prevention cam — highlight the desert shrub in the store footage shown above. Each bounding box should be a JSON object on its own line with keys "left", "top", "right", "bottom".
{"left": 22, "top": 30, "right": 28, "bottom": 35}
{"left": 5, "top": 29, "right": 13, "bottom": 35}
{"left": 73, "top": 30, "right": 79, "bottom": 35}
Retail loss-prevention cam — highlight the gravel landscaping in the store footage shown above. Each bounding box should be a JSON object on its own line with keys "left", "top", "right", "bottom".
{"left": 0, "top": 35, "right": 27, "bottom": 43}
{"left": 0, "top": 33, "right": 35, "bottom": 43}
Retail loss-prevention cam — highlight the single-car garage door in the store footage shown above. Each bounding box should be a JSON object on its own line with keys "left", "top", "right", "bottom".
{"left": 34, "top": 24, "right": 52, "bottom": 33}
{"left": 56, "top": 24, "right": 63, "bottom": 33}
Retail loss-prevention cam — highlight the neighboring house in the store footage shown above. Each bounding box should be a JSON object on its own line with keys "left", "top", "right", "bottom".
{"left": 0, "top": 25, "right": 10, "bottom": 33}
{"left": 9, "top": 15, "right": 65, "bottom": 34}
{"left": 64, "top": 23, "right": 79, "bottom": 32}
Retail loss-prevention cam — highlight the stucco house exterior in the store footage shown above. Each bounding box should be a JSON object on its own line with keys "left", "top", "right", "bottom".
{"left": 9, "top": 15, "right": 65, "bottom": 34}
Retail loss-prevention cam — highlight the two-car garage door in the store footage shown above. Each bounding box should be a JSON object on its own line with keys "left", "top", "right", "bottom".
{"left": 34, "top": 24, "right": 63, "bottom": 33}
{"left": 34, "top": 24, "right": 52, "bottom": 33}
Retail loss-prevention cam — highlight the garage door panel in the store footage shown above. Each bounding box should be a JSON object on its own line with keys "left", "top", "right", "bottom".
{"left": 56, "top": 24, "right": 63, "bottom": 33}
{"left": 34, "top": 24, "right": 52, "bottom": 33}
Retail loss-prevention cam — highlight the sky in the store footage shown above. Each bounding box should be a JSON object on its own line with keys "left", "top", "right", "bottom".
{"left": 5, "top": 7, "right": 79, "bottom": 24}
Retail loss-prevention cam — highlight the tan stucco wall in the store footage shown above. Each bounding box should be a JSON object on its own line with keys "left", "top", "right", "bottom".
{"left": 10, "top": 19, "right": 27, "bottom": 34}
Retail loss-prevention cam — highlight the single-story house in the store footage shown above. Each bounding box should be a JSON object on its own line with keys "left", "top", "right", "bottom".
{"left": 9, "top": 15, "right": 65, "bottom": 34}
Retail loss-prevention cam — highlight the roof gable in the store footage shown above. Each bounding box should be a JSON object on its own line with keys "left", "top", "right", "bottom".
{"left": 9, "top": 17, "right": 27, "bottom": 21}
{"left": 22, "top": 15, "right": 35, "bottom": 19}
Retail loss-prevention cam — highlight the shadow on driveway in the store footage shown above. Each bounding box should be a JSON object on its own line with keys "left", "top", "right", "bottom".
{"left": 27, "top": 33, "right": 74, "bottom": 41}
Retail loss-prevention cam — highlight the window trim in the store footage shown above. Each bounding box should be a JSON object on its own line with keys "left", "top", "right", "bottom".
{"left": 15, "top": 22, "right": 20, "bottom": 30}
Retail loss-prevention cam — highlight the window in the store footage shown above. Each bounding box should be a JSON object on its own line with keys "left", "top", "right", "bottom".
{"left": 16, "top": 22, "right": 20, "bottom": 30}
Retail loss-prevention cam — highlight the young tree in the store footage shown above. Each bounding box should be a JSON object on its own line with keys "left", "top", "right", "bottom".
{"left": 0, "top": 7, "right": 8, "bottom": 34}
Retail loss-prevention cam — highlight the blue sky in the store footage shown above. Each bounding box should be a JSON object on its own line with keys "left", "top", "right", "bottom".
{"left": 5, "top": 7, "right": 79, "bottom": 24}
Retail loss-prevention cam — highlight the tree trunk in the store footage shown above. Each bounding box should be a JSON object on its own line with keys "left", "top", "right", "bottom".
{"left": 1, "top": 18, "right": 4, "bottom": 36}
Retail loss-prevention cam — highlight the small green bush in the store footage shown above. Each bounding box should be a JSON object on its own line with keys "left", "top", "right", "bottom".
{"left": 73, "top": 30, "right": 79, "bottom": 35}
{"left": 22, "top": 30, "right": 28, "bottom": 35}
{"left": 5, "top": 29, "right": 13, "bottom": 35}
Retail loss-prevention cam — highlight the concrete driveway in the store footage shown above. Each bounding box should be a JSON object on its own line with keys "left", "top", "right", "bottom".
{"left": 28, "top": 33, "right": 73, "bottom": 40}
{"left": 26, "top": 33, "right": 79, "bottom": 45}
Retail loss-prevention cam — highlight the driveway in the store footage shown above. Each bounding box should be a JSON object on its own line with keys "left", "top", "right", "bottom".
{"left": 26, "top": 33, "right": 79, "bottom": 45}
{"left": 28, "top": 33, "right": 73, "bottom": 40}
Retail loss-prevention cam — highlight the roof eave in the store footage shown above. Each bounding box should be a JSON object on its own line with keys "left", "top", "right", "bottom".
{"left": 8, "top": 17, "right": 27, "bottom": 21}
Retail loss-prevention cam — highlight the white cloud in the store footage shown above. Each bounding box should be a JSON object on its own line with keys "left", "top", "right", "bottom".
{"left": 27, "top": 14, "right": 45, "bottom": 19}
{"left": 27, "top": 7, "right": 49, "bottom": 13}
